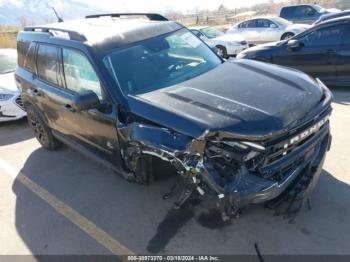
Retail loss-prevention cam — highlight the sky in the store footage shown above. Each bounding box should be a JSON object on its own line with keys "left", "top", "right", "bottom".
{"left": 75, "top": 0, "right": 272, "bottom": 13}
{"left": 0, "top": 0, "right": 288, "bottom": 24}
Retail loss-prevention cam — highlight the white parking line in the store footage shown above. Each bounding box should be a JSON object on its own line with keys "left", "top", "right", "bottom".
{"left": 0, "top": 158, "right": 134, "bottom": 257}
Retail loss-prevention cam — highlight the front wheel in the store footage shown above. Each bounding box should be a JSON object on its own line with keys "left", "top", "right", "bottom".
{"left": 26, "top": 105, "right": 61, "bottom": 150}
{"left": 281, "top": 32, "right": 295, "bottom": 40}
{"left": 216, "top": 45, "right": 228, "bottom": 59}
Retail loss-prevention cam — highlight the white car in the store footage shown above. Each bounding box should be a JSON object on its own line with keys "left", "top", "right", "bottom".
{"left": 189, "top": 26, "right": 248, "bottom": 58}
{"left": 0, "top": 49, "right": 26, "bottom": 122}
{"left": 227, "top": 17, "right": 310, "bottom": 45}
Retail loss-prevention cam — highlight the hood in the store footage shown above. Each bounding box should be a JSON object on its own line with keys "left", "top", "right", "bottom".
{"left": 327, "top": 8, "right": 341, "bottom": 13}
{"left": 240, "top": 40, "right": 284, "bottom": 53}
{"left": 286, "top": 23, "right": 310, "bottom": 32}
{"left": 127, "top": 59, "right": 324, "bottom": 139}
{"left": 213, "top": 33, "right": 245, "bottom": 43}
{"left": 0, "top": 72, "right": 18, "bottom": 94}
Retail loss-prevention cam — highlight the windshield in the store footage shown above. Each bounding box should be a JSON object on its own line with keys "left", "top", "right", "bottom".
{"left": 103, "top": 28, "right": 221, "bottom": 96}
{"left": 312, "top": 4, "right": 327, "bottom": 13}
{"left": 272, "top": 17, "right": 292, "bottom": 26}
{"left": 0, "top": 49, "right": 17, "bottom": 74}
{"left": 200, "top": 27, "right": 224, "bottom": 39}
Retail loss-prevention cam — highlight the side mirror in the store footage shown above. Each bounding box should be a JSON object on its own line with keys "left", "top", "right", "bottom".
{"left": 287, "top": 39, "right": 301, "bottom": 51}
{"left": 270, "top": 24, "right": 278, "bottom": 29}
{"left": 72, "top": 90, "right": 100, "bottom": 111}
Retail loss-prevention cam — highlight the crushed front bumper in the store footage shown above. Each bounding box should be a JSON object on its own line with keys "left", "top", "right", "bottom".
{"left": 219, "top": 123, "right": 331, "bottom": 215}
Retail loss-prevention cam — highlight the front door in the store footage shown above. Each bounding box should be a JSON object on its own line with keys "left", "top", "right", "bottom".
{"left": 335, "top": 24, "right": 350, "bottom": 85}
{"left": 237, "top": 19, "right": 259, "bottom": 45}
{"left": 273, "top": 23, "right": 347, "bottom": 82}
{"left": 58, "top": 47, "right": 122, "bottom": 166}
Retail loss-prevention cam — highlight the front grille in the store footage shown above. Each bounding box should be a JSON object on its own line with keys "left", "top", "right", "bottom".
{"left": 15, "top": 96, "right": 25, "bottom": 110}
{"left": 263, "top": 107, "right": 331, "bottom": 166}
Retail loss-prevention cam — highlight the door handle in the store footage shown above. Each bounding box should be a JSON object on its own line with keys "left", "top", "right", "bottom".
{"left": 63, "top": 104, "right": 76, "bottom": 113}
{"left": 31, "top": 88, "right": 41, "bottom": 96}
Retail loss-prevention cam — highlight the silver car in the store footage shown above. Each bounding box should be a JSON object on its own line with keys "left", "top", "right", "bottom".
{"left": 189, "top": 26, "right": 249, "bottom": 58}
{"left": 227, "top": 17, "right": 310, "bottom": 45}
{"left": 0, "top": 49, "right": 26, "bottom": 122}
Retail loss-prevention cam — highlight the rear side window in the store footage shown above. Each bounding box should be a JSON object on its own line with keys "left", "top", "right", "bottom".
{"left": 62, "top": 49, "right": 102, "bottom": 99}
{"left": 17, "top": 41, "right": 36, "bottom": 73}
{"left": 17, "top": 41, "right": 29, "bottom": 68}
{"left": 37, "top": 44, "right": 60, "bottom": 85}
{"left": 295, "top": 6, "right": 315, "bottom": 18}
{"left": 239, "top": 20, "right": 257, "bottom": 28}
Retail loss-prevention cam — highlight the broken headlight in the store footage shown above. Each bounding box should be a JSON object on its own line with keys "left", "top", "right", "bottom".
{"left": 204, "top": 141, "right": 265, "bottom": 188}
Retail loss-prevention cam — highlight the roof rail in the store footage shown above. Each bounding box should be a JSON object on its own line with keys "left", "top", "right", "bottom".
{"left": 85, "top": 13, "right": 168, "bottom": 21}
{"left": 24, "top": 26, "right": 87, "bottom": 42}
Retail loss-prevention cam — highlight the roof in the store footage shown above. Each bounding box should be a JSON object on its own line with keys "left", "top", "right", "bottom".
{"left": 22, "top": 16, "right": 182, "bottom": 52}
{"left": 318, "top": 15, "right": 350, "bottom": 25}
{"left": 281, "top": 4, "right": 319, "bottom": 8}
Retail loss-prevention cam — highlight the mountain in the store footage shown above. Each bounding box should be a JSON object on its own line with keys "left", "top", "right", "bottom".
{"left": 0, "top": 0, "right": 107, "bottom": 25}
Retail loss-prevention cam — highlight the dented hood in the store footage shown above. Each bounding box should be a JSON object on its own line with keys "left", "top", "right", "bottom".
{"left": 128, "top": 59, "right": 324, "bottom": 139}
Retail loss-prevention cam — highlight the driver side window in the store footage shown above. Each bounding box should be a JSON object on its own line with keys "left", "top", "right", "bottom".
{"left": 298, "top": 25, "right": 347, "bottom": 47}
{"left": 296, "top": 6, "right": 315, "bottom": 18}
{"left": 239, "top": 20, "right": 257, "bottom": 29}
{"left": 62, "top": 49, "right": 103, "bottom": 99}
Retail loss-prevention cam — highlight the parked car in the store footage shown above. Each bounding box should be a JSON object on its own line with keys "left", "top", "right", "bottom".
{"left": 0, "top": 48, "right": 26, "bottom": 122}
{"left": 237, "top": 16, "right": 350, "bottom": 87}
{"left": 313, "top": 9, "right": 350, "bottom": 25}
{"left": 189, "top": 26, "right": 248, "bottom": 58}
{"left": 227, "top": 17, "right": 309, "bottom": 45}
{"left": 280, "top": 4, "right": 339, "bottom": 24}
{"left": 16, "top": 13, "right": 332, "bottom": 220}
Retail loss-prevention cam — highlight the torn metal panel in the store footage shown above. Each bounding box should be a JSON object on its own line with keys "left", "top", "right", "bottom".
{"left": 117, "top": 100, "right": 332, "bottom": 220}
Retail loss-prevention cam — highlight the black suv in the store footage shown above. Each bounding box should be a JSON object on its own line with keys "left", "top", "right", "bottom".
{"left": 280, "top": 4, "right": 330, "bottom": 24}
{"left": 16, "top": 13, "right": 332, "bottom": 220}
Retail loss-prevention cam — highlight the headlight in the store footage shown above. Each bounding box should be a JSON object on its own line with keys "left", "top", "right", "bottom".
{"left": 0, "top": 93, "right": 14, "bottom": 101}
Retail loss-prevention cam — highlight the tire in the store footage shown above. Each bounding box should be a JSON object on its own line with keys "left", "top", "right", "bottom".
{"left": 216, "top": 45, "right": 228, "bottom": 59}
{"left": 281, "top": 32, "right": 295, "bottom": 40}
{"left": 26, "top": 105, "right": 61, "bottom": 150}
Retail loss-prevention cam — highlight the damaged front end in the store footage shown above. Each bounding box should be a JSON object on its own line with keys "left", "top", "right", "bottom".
{"left": 118, "top": 103, "right": 332, "bottom": 221}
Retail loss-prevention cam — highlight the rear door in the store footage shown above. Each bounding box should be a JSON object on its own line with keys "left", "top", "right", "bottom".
{"left": 273, "top": 23, "right": 347, "bottom": 82}
{"left": 33, "top": 43, "right": 68, "bottom": 132}
{"left": 237, "top": 20, "right": 259, "bottom": 44}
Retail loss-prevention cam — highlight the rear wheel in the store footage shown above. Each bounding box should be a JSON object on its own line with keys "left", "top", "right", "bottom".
{"left": 281, "top": 32, "right": 295, "bottom": 40}
{"left": 216, "top": 45, "right": 228, "bottom": 59}
{"left": 26, "top": 105, "right": 61, "bottom": 150}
